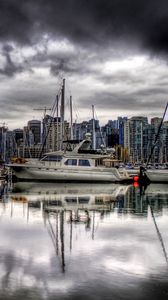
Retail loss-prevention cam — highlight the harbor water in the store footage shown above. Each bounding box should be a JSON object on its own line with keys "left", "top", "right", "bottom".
{"left": 0, "top": 181, "right": 168, "bottom": 300}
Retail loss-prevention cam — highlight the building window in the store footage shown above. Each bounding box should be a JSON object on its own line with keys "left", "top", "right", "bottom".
{"left": 78, "top": 159, "right": 90, "bottom": 166}
{"left": 64, "top": 159, "right": 77, "bottom": 166}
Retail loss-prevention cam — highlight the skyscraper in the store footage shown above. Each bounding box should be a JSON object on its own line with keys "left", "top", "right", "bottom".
{"left": 28, "top": 120, "right": 41, "bottom": 145}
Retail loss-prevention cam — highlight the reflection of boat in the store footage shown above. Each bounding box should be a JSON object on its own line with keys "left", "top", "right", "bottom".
{"left": 7, "top": 134, "right": 132, "bottom": 183}
{"left": 0, "top": 180, "right": 7, "bottom": 198}
{"left": 10, "top": 182, "right": 131, "bottom": 209}
{"left": 144, "top": 183, "right": 168, "bottom": 195}
{"left": 143, "top": 184, "right": 168, "bottom": 208}
{"left": 11, "top": 195, "right": 28, "bottom": 203}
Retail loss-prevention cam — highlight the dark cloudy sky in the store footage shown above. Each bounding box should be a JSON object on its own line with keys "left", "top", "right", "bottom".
{"left": 0, "top": 0, "right": 168, "bottom": 129}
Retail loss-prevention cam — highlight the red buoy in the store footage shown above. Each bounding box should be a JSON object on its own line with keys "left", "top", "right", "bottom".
{"left": 133, "top": 176, "right": 139, "bottom": 182}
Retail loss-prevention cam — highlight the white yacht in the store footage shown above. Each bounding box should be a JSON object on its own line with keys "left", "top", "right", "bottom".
{"left": 7, "top": 134, "right": 132, "bottom": 183}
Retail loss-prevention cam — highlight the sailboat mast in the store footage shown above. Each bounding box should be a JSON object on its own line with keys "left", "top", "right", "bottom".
{"left": 60, "top": 79, "right": 65, "bottom": 149}
{"left": 70, "top": 95, "right": 73, "bottom": 140}
{"left": 60, "top": 211, "right": 65, "bottom": 272}
{"left": 56, "top": 94, "right": 59, "bottom": 151}
{"left": 92, "top": 104, "right": 96, "bottom": 150}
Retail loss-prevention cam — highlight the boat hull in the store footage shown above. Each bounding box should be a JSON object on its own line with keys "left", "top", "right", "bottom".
{"left": 145, "top": 169, "right": 168, "bottom": 183}
{"left": 9, "top": 165, "right": 131, "bottom": 183}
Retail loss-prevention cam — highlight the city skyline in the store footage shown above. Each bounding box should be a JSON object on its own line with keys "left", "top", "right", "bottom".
{"left": 1, "top": 113, "right": 168, "bottom": 164}
{"left": 3, "top": 112, "right": 167, "bottom": 133}
{"left": 1, "top": 1, "right": 168, "bottom": 129}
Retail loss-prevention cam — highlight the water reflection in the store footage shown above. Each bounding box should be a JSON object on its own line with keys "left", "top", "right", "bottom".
{"left": 0, "top": 180, "right": 168, "bottom": 299}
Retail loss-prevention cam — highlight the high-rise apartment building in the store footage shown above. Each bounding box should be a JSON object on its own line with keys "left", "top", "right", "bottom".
{"left": 118, "top": 117, "right": 128, "bottom": 146}
{"left": 124, "top": 116, "right": 148, "bottom": 162}
{"left": 0, "top": 126, "right": 8, "bottom": 162}
{"left": 27, "top": 120, "right": 41, "bottom": 145}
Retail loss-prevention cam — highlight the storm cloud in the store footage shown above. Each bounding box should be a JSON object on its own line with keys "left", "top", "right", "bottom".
{"left": 0, "top": 0, "right": 168, "bottom": 53}
{"left": 0, "top": 0, "right": 168, "bottom": 128}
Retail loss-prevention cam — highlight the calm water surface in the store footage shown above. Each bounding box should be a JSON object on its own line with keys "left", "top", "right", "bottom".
{"left": 0, "top": 181, "right": 168, "bottom": 300}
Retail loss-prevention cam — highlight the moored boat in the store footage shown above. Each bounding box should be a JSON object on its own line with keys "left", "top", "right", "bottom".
{"left": 144, "top": 169, "right": 168, "bottom": 183}
{"left": 7, "top": 134, "right": 132, "bottom": 183}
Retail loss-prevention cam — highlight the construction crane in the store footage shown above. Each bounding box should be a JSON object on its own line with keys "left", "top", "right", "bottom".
{"left": 33, "top": 107, "right": 52, "bottom": 118}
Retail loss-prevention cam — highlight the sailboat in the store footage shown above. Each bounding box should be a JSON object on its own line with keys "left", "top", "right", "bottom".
{"left": 143, "top": 102, "right": 168, "bottom": 183}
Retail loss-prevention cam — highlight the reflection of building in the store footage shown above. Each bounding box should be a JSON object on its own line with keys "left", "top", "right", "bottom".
{"left": 118, "top": 117, "right": 127, "bottom": 147}
{"left": 124, "top": 185, "right": 147, "bottom": 213}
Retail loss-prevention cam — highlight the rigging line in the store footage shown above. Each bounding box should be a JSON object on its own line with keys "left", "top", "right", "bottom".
{"left": 65, "top": 80, "right": 72, "bottom": 99}
{"left": 51, "top": 88, "right": 62, "bottom": 118}
{"left": 51, "top": 91, "right": 61, "bottom": 118}
{"left": 69, "top": 211, "right": 73, "bottom": 252}
{"left": 146, "top": 102, "right": 168, "bottom": 166}
{"left": 64, "top": 95, "right": 71, "bottom": 120}
{"left": 46, "top": 218, "right": 59, "bottom": 255}
{"left": 94, "top": 107, "right": 106, "bottom": 147}
{"left": 46, "top": 214, "right": 61, "bottom": 258}
{"left": 56, "top": 212, "right": 59, "bottom": 256}
{"left": 38, "top": 85, "right": 62, "bottom": 158}
{"left": 92, "top": 210, "right": 95, "bottom": 240}
{"left": 47, "top": 227, "right": 57, "bottom": 254}
{"left": 73, "top": 103, "right": 80, "bottom": 122}
{"left": 148, "top": 201, "right": 168, "bottom": 265}
{"left": 60, "top": 210, "right": 65, "bottom": 272}
{"left": 47, "top": 214, "right": 57, "bottom": 242}
{"left": 46, "top": 225, "right": 62, "bottom": 266}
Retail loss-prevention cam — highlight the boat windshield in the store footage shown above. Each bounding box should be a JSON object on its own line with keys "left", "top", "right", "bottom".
{"left": 41, "top": 155, "right": 62, "bottom": 162}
